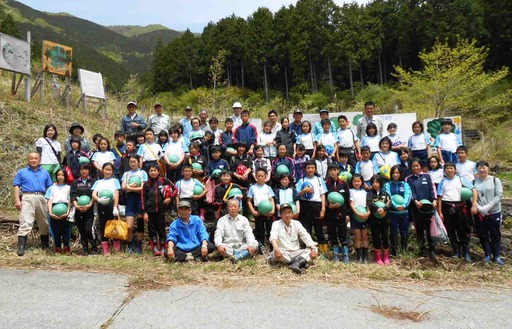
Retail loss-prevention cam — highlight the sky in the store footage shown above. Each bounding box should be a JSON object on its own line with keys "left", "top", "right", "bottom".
{"left": 17, "top": 0, "right": 370, "bottom": 33}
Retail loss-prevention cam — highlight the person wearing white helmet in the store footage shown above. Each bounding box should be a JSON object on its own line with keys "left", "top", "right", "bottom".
{"left": 230, "top": 102, "right": 243, "bottom": 128}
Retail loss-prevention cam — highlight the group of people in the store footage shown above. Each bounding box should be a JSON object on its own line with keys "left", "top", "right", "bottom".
{"left": 13, "top": 100, "right": 505, "bottom": 275}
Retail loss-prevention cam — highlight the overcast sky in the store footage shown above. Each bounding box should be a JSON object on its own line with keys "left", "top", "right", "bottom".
{"left": 18, "top": 0, "right": 370, "bottom": 33}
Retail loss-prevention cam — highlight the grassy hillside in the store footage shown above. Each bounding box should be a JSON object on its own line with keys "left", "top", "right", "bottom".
{"left": 108, "top": 24, "right": 169, "bottom": 37}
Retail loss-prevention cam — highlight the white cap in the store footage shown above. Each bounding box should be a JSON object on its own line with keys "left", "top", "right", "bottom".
{"left": 232, "top": 102, "right": 242, "bottom": 108}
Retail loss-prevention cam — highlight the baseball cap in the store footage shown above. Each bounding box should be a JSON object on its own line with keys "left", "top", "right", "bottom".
{"left": 293, "top": 109, "right": 304, "bottom": 115}
{"left": 441, "top": 118, "right": 453, "bottom": 125}
{"left": 232, "top": 102, "right": 242, "bottom": 108}
{"left": 280, "top": 203, "right": 293, "bottom": 210}
{"left": 154, "top": 103, "right": 163, "bottom": 108}
{"left": 319, "top": 108, "right": 328, "bottom": 114}
{"left": 178, "top": 200, "right": 191, "bottom": 208}
{"left": 127, "top": 101, "right": 137, "bottom": 108}
{"left": 185, "top": 106, "right": 193, "bottom": 111}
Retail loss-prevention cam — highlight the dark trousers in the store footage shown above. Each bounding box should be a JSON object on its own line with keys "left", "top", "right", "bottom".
{"left": 299, "top": 200, "right": 325, "bottom": 243}
{"left": 255, "top": 215, "right": 273, "bottom": 244}
{"left": 441, "top": 150, "right": 457, "bottom": 164}
{"left": 410, "top": 206, "right": 434, "bottom": 252}
{"left": 50, "top": 218, "right": 70, "bottom": 248}
{"left": 147, "top": 212, "right": 166, "bottom": 243}
{"left": 325, "top": 210, "right": 348, "bottom": 246}
{"left": 474, "top": 213, "right": 502, "bottom": 249}
{"left": 174, "top": 242, "right": 215, "bottom": 262}
{"left": 442, "top": 202, "right": 469, "bottom": 249}
{"left": 75, "top": 209, "right": 95, "bottom": 248}
{"left": 97, "top": 204, "right": 113, "bottom": 242}
{"left": 167, "top": 167, "right": 182, "bottom": 183}
{"left": 370, "top": 216, "right": 389, "bottom": 249}
{"left": 339, "top": 147, "right": 357, "bottom": 168}
{"left": 389, "top": 212, "right": 409, "bottom": 252}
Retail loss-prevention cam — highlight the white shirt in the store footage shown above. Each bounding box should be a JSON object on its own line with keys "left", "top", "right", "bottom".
{"left": 337, "top": 128, "right": 358, "bottom": 148}
{"left": 350, "top": 188, "right": 367, "bottom": 208}
{"left": 214, "top": 214, "right": 256, "bottom": 248}
{"left": 356, "top": 160, "right": 375, "bottom": 181}
{"left": 373, "top": 151, "right": 401, "bottom": 170}
{"left": 315, "top": 132, "right": 337, "bottom": 148}
{"left": 211, "top": 129, "right": 223, "bottom": 145}
{"left": 387, "top": 134, "right": 405, "bottom": 148}
{"left": 176, "top": 178, "right": 202, "bottom": 198}
{"left": 36, "top": 137, "right": 61, "bottom": 165}
{"left": 164, "top": 139, "right": 188, "bottom": 157}
{"left": 361, "top": 135, "right": 380, "bottom": 152}
{"left": 247, "top": 183, "right": 275, "bottom": 206}
{"left": 429, "top": 169, "right": 444, "bottom": 184}
{"left": 437, "top": 175, "right": 473, "bottom": 202}
{"left": 258, "top": 132, "right": 277, "bottom": 158}
{"left": 137, "top": 142, "right": 163, "bottom": 162}
{"left": 435, "top": 133, "right": 461, "bottom": 153}
{"left": 92, "top": 177, "right": 121, "bottom": 192}
{"left": 408, "top": 133, "right": 430, "bottom": 151}
{"left": 456, "top": 160, "right": 477, "bottom": 181}
{"left": 296, "top": 176, "right": 327, "bottom": 202}
{"left": 298, "top": 133, "right": 315, "bottom": 150}
{"left": 271, "top": 122, "right": 282, "bottom": 135}
{"left": 269, "top": 219, "right": 315, "bottom": 251}
{"left": 92, "top": 151, "right": 116, "bottom": 168}
{"left": 121, "top": 169, "right": 148, "bottom": 184}
{"left": 147, "top": 113, "right": 171, "bottom": 135}
{"left": 45, "top": 183, "right": 70, "bottom": 204}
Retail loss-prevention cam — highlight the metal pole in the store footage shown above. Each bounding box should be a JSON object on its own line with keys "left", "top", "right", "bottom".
{"left": 25, "top": 31, "right": 31, "bottom": 101}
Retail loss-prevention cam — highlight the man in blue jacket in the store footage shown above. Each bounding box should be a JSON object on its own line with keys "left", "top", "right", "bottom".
{"left": 120, "top": 101, "right": 147, "bottom": 142}
{"left": 165, "top": 200, "right": 214, "bottom": 262}
{"left": 233, "top": 109, "right": 258, "bottom": 155}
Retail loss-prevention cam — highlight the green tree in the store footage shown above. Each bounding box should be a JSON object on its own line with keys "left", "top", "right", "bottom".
{"left": 273, "top": 6, "right": 293, "bottom": 100}
{"left": 394, "top": 39, "right": 510, "bottom": 120}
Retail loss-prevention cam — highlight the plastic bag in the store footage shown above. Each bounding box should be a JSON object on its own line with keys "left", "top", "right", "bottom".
{"left": 430, "top": 210, "right": 448, "bottom": 243}
{"left": 104, "top": 219, "right": 129, "bottom": 241}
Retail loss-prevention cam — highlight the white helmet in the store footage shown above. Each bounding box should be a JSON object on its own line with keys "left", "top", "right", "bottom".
{"left": 232, "top": 102, "right": 242, "bottom": 108}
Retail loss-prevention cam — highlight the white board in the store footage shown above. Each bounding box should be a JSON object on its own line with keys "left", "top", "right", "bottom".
{"left": 423, "top": 116, "right": 462, "bottom": 145}
{"left": 0, "top": 33, "right": 30, "bottom": 75}
{"left": 78, "top": 68, "right": 105, "bottom": 99}
{"left": 290, "top": 112, "right": 417, "bottom": 141}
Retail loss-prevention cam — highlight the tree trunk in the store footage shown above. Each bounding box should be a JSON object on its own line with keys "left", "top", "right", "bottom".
{"left": 312, "top": 61, "right": 318, "bottom": 93}
{"left": 359, "top": 65, "right": 364, "bottom": 89}
{"left": 309, "top": 52, "right": 315, "bottom": 93}
{"left": 383, "top": 59, "right": 387, "bottom": 84}
{"left": 241, "top": 56, "right": 245, "bottom": 89}
{"left": 349, "top": 61, "right": 354, "bottom": 97}
{"left": 328, "top": 54, "right": 334, "bottom": 101}
{"left": 189, "top": 71, "right": 193, "bottom": 90}
{"left": 263, "top": 62, "right": 269, "bottom": 103}
{"left": 284, "top": 64, "right": 289, "bottom": 101}
{"left": 226, "top": 63, "right": 230, "bottom": 86}
{"left": 378, "top": 51, "right": 383, "bottom": 85}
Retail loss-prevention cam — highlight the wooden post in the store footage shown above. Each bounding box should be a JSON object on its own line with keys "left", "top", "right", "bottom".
{"left": 25, "top": 31, "right": 31, "bottom": 102}
{"left": 40, "top": 71, "right": 44, "bottom": 103}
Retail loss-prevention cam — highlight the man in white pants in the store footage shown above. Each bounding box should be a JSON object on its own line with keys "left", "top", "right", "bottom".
{"left": 269, "top": 203, "right": 318, "bottom": 274}
{"left": 214, "top": 199, "right": 258, "bottom": 263}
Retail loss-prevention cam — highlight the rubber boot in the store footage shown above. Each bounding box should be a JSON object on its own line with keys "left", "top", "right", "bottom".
{"left": 199, "top": 208, "right": 206, "bottom": 220}
{"left": 151, "top": 240, "right": 160, "bottom": 256}
{"left": 481, "top": 241, "right": 491, "bottom": 262}
{"left": 55, "top": 247, "right": 62, "bottom": 254}
{"left": 493, "top": 243, "right": 505, "bottom": 266}
{"left": 17, "top": 236, "right": 27, "bottom": 256}
{"left": 342, "top": 246, "right": 350, "bottom": 264}
{"left": 230, "top": 249, "right": 251, "bottom": 264}
{"left": 82, "top": 242, "right": 89, "bottom": 256}
{"left": 64, "top": 246, "right": 71, "bottom": 254}
{"left": 40, "top": 234, "right": 50, "bottom": 250}
{"left": 160, "top": 243, "right": 166, "bottom": 257}
{"left": 374, "top": 249, "right": 383, "bottom": 265}
{"left": 383, "top": 249, "right": 391, "bottom": 265}
{"left": 90, "top": 240, "right": 98, "bottom": 254}
{"left": 289, "top": 257, "right": 308, "bottom": 274}
{"left": 356, "top": 248, "right": 363, "bottom": 263}
{"left": 136, "top": 240, "right": 143, "bottom": 254}
{"left": 113, "top": 240, "right": 121, "bottom": 252}
{"left": 463, "top": 245, "right": 471, "bottom": 263}
{"left": 319, "top": 244, "right": 328, "bottom": 259}
{"left": 128, "top": 239, "right": 135, "bottom": 253}
{"left": 362, "top": 248, "right": 369, "bottom": 264}
{"left": 333, "top": 245, "right": 340, "bottom": 262}
{"left": 450, "top": 245, "right": 460, "bottom": 259}
{"left": 101, "top": 241, "right": 110, "bottom": 256}
{"left": 401, "top": 240, "right": 408, "bottom": 254}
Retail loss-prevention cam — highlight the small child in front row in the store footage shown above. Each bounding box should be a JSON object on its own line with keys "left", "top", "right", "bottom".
{"left": 350, "top": 174, "right": 370, "bottom": 263}
{"left": 274, "top": 173, "right": 300, "bottom": 219}
{"left": 213, "top": 170, "right": 246, "bottom": 219}
{"left": 313, "top": 144, "right": 332, "bottom": 180}
{"left": 294, "top": 144, "right": 311, "bottom": 181}
{"left": 142, "top": 165, "right": 177, "bottom": 256}
{"left": 355, "top": 146, "right": 375, "bottom": 190}
{"left": 175, "top": 164, "right": 207, "bottom": 217}
{"left": 46, "top": 168, "right": 71, "bottom": 253}
{"left": 366, "top": 174, "right": 391, "bottom": 265}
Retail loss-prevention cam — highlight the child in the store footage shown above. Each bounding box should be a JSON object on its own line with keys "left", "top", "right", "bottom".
{"left": 208, "top": 117, "right": 223, "bottom": 145}
{"left": 201, "top": 131, "right": 215, "bottom": 161}
{"left": 120, "top": 140, "right": 138, "bottom": 178}
{"left": 135, "top": 132, "right": 146, "bottom": 153}
{"left": 373, "top": 136, "right": 401, "bottom": 175}
{"left": 297, "top": 121, "right": 315, "bottom": 158}
{"left": 437, "top": 162, "right": 477, "bottom": 262}
{"left": 313, "top": 144, "right": 332, "bottom": 180}
{"left": 142, "top": 165, "right": 177, "bottom": 256}
{"left": 349, "top": 174, "right": 370, "bottom": 263}
{"left": 206, "top": 145, "right": 230, "bottom": 178}
{"left": 337, "top": 151, "right": 353, "bottom": 175}
{"left": 112, "top": 131, "right": 127, "bottom": 179}
{"left": 406, "top": 158, "right": 437, "bottom": 257}
{"left": 65, "top": 122, "right": 91, "bottom": 153}
{"left": 36, "top": 124, "right": 62, "bottom": 182}
{"left": 384, "top": 165, "right": 412, "bottom": 256}
{"left": 294, "top": 144, "right": 310, "bottom": 181}
{"left": 220, "top": 118, "right": 236, "bottom": 158}
{"left": 185, "top": 141, "right": 208, "bottom": 182}
{"left": 398, "top": 148, "right": 412, "bottom": 180}
{"left": 435, "top": 118, "right": 462, "bottom": 164}
{"left": 190, "top": 118, "right": 205, "bottom": 138}
{"left": 386, "top": 123, "right": 407, "bottom": 155}
{"left": 137, "top": 128, "right": 164, "bottom": 175}
{"left": 355, "top": 146, "right": 375, "bottom": 190}
{"left": 164, "top": 127, "right": 188, "bottom": 182}
{"left": 233, "top": 109, "right": 258, "bottom": 155}
{"left": 366, "top": 174, "right": 391, "bottom": 265}
{"left": 91, "top": 163, "right": 121, "bottom": 255}
{"left": 428, "top": 155, "right": 444, "bottom": 188}
{"left": 258, "top": 121, "right": 277, "bottom": 160}
{"left": 456, "top": 145, "right": 477, "bottom": 181}
{"left": 314, "top": 118, "right": 338, "bottom": 160}
{"left": 213, "top": 170, "right": 246, "bottom": 219}
{"left": 407, "top": 121, "right": 431, "bottom": 169}
{"left": 275, "top": 117, "right": 297, "bottom": 157}
{"left": 175, "top": 164, "right": 207, "bottom": 216}
{"left": 70, "top": 164, "right": 96, "bottom": 255}
{"left": 92, "top": 138, "right": 116, "bottom": 177}
{"left": 230, "top": 142, "right": 253, "bottom": 188}
{"left": 274, "top": 173, "right": 300, "bottom": 219}
{"left": 336, "top": 115, "right": 360, "bottom": 167}
{"left": 63, "top": 137, "right": 90, "bottom": 180}
{"left": 46, "top": 168, "right": 71, "bottom": 253}
{"left": 296, "top": 160, "right": 327, "bottom": 250}
{"left": 121, "top": 155, "right": 149, "bottom": 253}
{"left": 271, "top": 144, "right": 296, "bottom": 185}
{"left": 157, "top": 130, "right": 169, "bottom": 149}
{"left": 325, "top": 164, "right": 351, "bottom": 262}
{"left": 361, "top": 123, "right": 380, "bottom": 159}
{"left": 247, "top": 168, "right": 276, "bottom": 254}
{"left": 252, "top": 145, "right": 271, "bottom": 183}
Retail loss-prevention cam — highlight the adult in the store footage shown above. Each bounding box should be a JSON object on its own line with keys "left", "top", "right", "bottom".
{"left": 165, "top": 200, "right": 215, "bottom": 262}
{"left": 289, "top": 109, "right": 303, "bottom": 136}
{"left": 268, "top": 110, "right": 282, "bottom": 135}
{"left": 313, "top": 109, "right": 336, "bottom": 137}
{"left": 36, "top": 124, "right": 62, "bottom": 182}
{"left": 198, "top": 109, "right": 211, "bottom": 132}
{"left": 180, "top": 105, "right": 193, "bottom": 138}
{"left": 269, "top": 203, "right": 318, "bottom": 274}
{"left": 233, "top": 109, "right": 258, "bottom": 155}
{"left": 357, "top": 101, "right": 384, "bottom": 140}
{"left": 147, "top": 103, "right": 171, "bottom": 135}
{"left": 214, "top": 199, "right": 258, "bottom": 263}
{"left": 64, "top": 122, "right": 91, "bottom": 153}
{"left": 473, "top": 161, "right": 505, "bottom": 265}
{"left": 13, "top": 152, "right": 53, "bottom": 256}
{"left": 229, "top": 102, "right": 243, "bottom": 128}
{"left": 120, "top": 101, "right": 147, "bottom": 141}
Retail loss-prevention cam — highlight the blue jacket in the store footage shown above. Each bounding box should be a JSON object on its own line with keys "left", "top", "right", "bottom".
{"left": 384, "top": 180, "right": 412, "bottom": 210}
{"left": 120, "top": 113, "right": 147, "bottom": 135}
{"left": 234, "top": 123, "right": 258, "bottom": 146}
{"left": 405, "top": 173, "right": 436, "bottom": 202}
{"left": 166, "top": 215, "right": 209, "bottom": 252}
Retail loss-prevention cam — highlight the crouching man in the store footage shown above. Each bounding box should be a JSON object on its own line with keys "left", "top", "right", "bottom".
{"left": 214, "top": 199, "right": 258, "bottom": 263}
{"left": 269, "top": 203, "right": 318, "bottom": 274}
